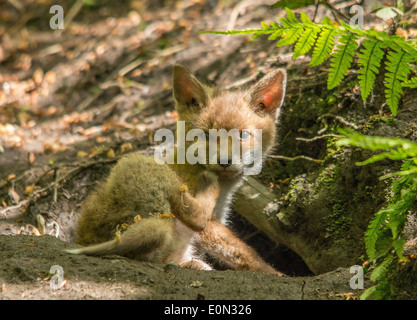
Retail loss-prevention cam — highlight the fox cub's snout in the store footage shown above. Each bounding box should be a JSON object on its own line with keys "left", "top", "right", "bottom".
{"left": 67, "top": 65, "right": 287, "bottom": 276}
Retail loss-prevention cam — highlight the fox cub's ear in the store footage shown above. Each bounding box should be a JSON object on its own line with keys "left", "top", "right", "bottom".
{"left": 249, "top": 69, "right": 287, "bottom": 119}
{"left": 173, "top": 65, "right": 208, "bottom": 109}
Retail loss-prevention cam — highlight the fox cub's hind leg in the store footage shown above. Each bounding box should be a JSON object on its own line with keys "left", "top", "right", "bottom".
{"left": 199, "top": 220, "right": 284, "bottom": 276}
{"left": 180, "top": 259, "right": 212, "bottom": 270}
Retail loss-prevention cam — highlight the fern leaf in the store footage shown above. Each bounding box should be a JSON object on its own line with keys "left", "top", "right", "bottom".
{"left": 360, "top": 285, "right": 378, "bottom": 300}
{"left": 279, "top": 17, "right": 293, "bottom": 29}
{"left": 260, "top": 21, "right": 271, "bottom": 30}
{"left": 327, "top": 32, "right": 358, "bottom": 89}
{"left": 384, "top": 47, "right": 414, "bottom": 116}
{"left": 268, "top": 30, "right": 285, "bottom": 41}
{"left": 365, "top": 209, "right": 388, "bottom": 259}
{"left": 310, "top": 27, "right": 336, "bottom": 67}
{"left": 370, "top": 255, "right": 395, "bottom": 282}
{"left": 293, "top": 28, "right": 318, "bottom": 58}
{"left": 285, "top": 7, "right": 300, "bottom": 25}
{"left": 299, "top": 11, "right": 314, "bottom": 25}
{"left": 392, "top": 238, "right": 406, "bottom": 260}
{"left": 276, "top": 27, "right": 304, "bottom": 47}
{"left": 402, "top": 77, "right": 417, "bottom": 88}
{"left": 357, "top": 39, "right": 386, "bottom": 102}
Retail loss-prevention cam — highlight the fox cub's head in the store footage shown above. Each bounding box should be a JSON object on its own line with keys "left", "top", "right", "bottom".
{"left": 172, "top": 65, "right": 286, "bottom": 178}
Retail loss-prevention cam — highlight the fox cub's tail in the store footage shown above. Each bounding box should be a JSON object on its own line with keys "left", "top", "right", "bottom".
{"left": 65, "top": 218, "right": 178, "bottom": 263}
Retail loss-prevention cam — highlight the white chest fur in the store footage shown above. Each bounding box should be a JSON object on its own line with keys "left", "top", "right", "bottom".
{"left": 213, "top": 177, "right": 243, "bottom": 224}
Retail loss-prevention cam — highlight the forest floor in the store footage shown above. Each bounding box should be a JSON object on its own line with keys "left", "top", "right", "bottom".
{"left": 0, "top": 234, "right": 363, "bottom": 300}
{"left": 1, "top": 0, "right": 410, "bottom": 299}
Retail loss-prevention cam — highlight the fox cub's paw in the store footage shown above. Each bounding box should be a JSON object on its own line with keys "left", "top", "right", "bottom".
{"left": 197, "top": 171, "right": 219, "bottom": 192}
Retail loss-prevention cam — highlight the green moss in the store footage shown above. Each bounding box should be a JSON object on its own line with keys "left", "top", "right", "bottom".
{"left": 326, "top": 202, "right": 352, "bottom": 237}
{"left": 326, "top": 94, "right": 337, "bottom": 105}
{"left": 312, "top": 164, "right": 341, "bottom": 197}
{"left": 363, "top": 114, "right": 396, "bottom": 132}
{"left": 321, "top": 137, "right": 345, "bottom": 164}
{"left": 311, "top": 163, "right": 354, "bottom": 241}
{"left": 285, "top": 174, "right": 308, "bottom": 203}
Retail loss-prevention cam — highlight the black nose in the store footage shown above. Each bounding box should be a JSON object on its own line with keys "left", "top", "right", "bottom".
{"left": 220, "top": 159, "right": 232, "bottom": 168}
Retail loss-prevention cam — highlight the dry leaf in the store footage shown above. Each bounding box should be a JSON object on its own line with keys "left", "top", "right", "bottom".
{"left": 44, "top": 71, "right": 56, "bottom": 84}
{"left": 189, "top": 281, "right": 203, "bottom": 288}
{"left": 8, "top": 189, "right": 20, "bottom": 203}
{"left": 28, "top": 152, "right": 35, "bottom": 164}
{"left": 33, "top": 68, "right": 44, "bottom": 85}
{"left": 76, "top": 151, "right": 89, "bottom": 158}
{"left": 30, "top": 226, "right": 41, "bottom": 236}
{"left": 120, "top": 142, "right": 133, "bottom": 153}
{"left": 24, "top": 185, "right": 35, "bottom": 195}
{"left": 24, "top": 243, "right": 37, "bottom": 247}
{"left": 158, "top": 212, "right": 175, "bottom": 219}
{"left": 107, "top": 148, "right": 115, "bottom": 159}
{"left": 37, "top": 214, "right": 46, "bottom": 235}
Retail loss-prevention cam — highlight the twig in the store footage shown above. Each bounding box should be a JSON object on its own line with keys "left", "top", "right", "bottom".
{"left": 322, "top": 0, "right": 350, "bottom": 22}
{"left": 53, "top": 169, "right": 59, "bottom": 203}
{"left": 222, "top": 0, "right": 259, "bottom": 49}
{"left": 318, "top": 113, "right": 359, "bottom": 130}
{"left": 65, "top": 0, "right": 84, "bottom": 29}
{"left": 268, "top": 155, "right": 323, "bottom": 163}
{"left": 296, "top": 134, "right": 341, "bottom": 142}
{"left": 0, "top": 200, "right": 29, "bottom": 219}
{"left": 313, "top": 0, "right": 320, "bottom": 22}
{"left": 118, "top": 59, "right": 144, "bottom": 77}
{"left": 7, "top": 0, "right": 23, "bottom": 11}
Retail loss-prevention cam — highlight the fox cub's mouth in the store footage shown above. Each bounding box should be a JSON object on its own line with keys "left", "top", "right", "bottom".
{"left": 206, "top": 163, "right": 243, "bottom": 178}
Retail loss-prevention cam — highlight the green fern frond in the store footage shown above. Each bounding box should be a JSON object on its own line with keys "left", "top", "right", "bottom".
{"left": 292, "top": 28, "right": 318, "bottom": 58}
{"left": 277, "top": 27, "right": 304, "bottom": 47}
{"left": 384, "top": 47, "right": 414, "bottom": 116}
{"left": 327, "top": 32, "right": 358, "bottom": 89}
{"left": 336, "top": 128, "right": 417, "bottom": 155}
{"left": 360, "top": 285, "right": 378, "bottom": 300}
{"left": 357, "top": 39, "right": 386, "bottom": 101}
{"left": 364, "top": 209, "right": 388, "bottom": 259}
{"left": 370, "top": 255, "right": 395, "bottom": 282}
{"left": 338, "top": 129, "right": 417, "bottom": 299}
{"left": 310, "top": 27, "right": 336, "bottom": 67}
{"left": 203, "top": 7, "right": 417, "bottom": 116}
{"left": 402, "top": 77, "right": 417, "bottom": 88}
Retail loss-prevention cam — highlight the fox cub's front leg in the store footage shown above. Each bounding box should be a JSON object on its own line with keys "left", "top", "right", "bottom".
{"left": 199, "top": 220, "right": 284, "bottom": 276}
{"left": 169, "top": 171, "right": 220, "bottom": 232}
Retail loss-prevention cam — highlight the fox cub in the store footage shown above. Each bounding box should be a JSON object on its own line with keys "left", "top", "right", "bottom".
{"left": 66, "top": 65, "right": 287, "bottom": 275}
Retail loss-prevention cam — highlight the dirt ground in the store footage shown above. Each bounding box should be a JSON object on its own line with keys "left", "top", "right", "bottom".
{"left": 0, "top": 234, "right": 365, "bottom": 300}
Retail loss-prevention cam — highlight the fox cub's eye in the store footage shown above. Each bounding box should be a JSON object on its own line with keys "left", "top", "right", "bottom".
{"left": 240, "top": 130, "right": 251, "bottom": 141}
